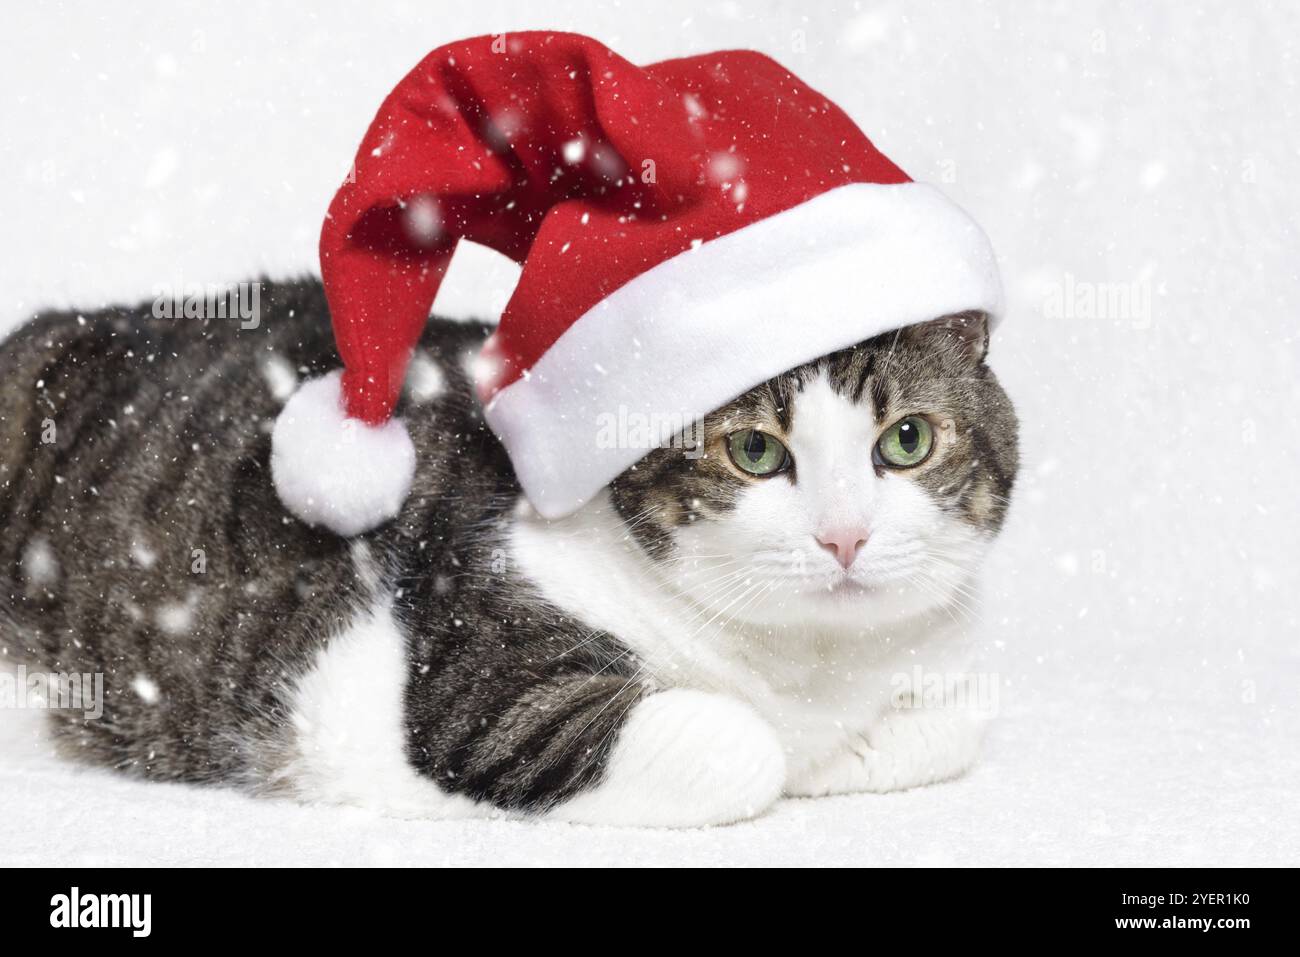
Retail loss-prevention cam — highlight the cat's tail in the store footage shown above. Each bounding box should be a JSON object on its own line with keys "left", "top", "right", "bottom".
{"left": 0, "top": 310, "right": 74, "bottom": 507}
{"left": 0, "top": 310, "right": 91, "bottom": 663}
{"left": 0, "top": 309, "right": 73, "bottom": 447}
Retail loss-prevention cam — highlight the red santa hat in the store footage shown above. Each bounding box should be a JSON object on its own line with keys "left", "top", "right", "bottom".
{"left": 271, "top": 31, "right": 1001, "bottom": 535}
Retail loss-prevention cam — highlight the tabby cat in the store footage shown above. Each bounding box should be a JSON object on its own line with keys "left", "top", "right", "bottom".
{"left": 0, "top": 278, "right": 1017, "bottom": 826}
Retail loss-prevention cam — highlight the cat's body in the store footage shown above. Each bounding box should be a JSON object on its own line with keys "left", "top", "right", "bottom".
{"left": 0, "top": 278, "right": 1018, "bottom": 826}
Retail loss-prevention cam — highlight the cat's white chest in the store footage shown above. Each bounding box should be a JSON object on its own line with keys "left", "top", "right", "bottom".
{"left": 509, "top": 495, "right": 975, "bottom": 777}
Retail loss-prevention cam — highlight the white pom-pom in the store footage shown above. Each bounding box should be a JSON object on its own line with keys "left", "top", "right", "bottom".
{"left": 271, "top": 371, "right": 416, "bottom": 537}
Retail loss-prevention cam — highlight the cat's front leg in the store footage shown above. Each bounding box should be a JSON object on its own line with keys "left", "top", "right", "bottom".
{"left": 550, "top": 689, "right": 786, "bottom": 828}
{"left": 788, "top": 706, "right": 988, "bottom": 797}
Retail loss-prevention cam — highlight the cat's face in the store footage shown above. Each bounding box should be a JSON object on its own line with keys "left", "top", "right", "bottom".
{"left": 609, "top": 313, "right": 1019, "bottom": 632}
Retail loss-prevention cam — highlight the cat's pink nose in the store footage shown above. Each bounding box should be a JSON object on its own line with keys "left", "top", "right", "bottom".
{"left": 815, "top": 528, "right": 870, "bottom": 569}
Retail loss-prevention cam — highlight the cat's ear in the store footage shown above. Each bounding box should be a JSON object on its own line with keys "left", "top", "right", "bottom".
{"left": 904, "top": 310, "right": 990, "bottom": 364}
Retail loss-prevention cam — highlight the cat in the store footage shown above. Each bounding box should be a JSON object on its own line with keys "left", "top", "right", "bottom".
{"left": 0, "top": 277, "right": 1018, "bottom": 826}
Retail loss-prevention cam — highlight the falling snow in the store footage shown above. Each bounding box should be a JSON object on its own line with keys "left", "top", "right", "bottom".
{"left": 403, "top": 195, "right": 443, "bottom": 247}
{"left": 130, "top": 541, "right": 158, "bottom": 570}
{"left": 0, "top": 2, "right": 1296, "bottom": 867}
{"left": 154, "top": 600, "right": 195, "bottom": 636}
{"left": 562, "top": 138, "right": 585, "bottom": 163}
{"left": 131, "top": 675, "right": 161, "bottom": 705}
{"left": 405, "top": 351, "right": 446, "bottom": 404}
{"left": 261, "top": 353, "right": 298, "bottom": 402}
{"left": 21, "top": 537, "right": 60, "bottom": 587}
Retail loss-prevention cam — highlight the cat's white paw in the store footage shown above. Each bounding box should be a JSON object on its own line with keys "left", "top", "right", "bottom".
{"left": 550, "top": 688, "right": 785, "bottom": 828}
{"left": 789, "top": 708, "right": 987, "bottom": 797}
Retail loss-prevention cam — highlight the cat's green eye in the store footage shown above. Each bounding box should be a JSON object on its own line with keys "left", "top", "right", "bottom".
{"left": 876, "top": 416, "right": 934, "bottom": 468}
{"left": 727, "top": 430, "right": 791, "bottom": 477}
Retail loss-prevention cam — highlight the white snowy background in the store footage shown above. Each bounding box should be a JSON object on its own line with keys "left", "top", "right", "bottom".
{"left": 2, "top": 0, "right": 1297, "bottom": 866}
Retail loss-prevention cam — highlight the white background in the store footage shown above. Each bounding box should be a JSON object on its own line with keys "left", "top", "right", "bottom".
{"left": 1, "top": 0, "right": 1297, "bottom": 865}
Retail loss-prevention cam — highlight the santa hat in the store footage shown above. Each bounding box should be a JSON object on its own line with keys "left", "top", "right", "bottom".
{"left": 272, "top": 31, "right": 1001, "bottom": 535}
